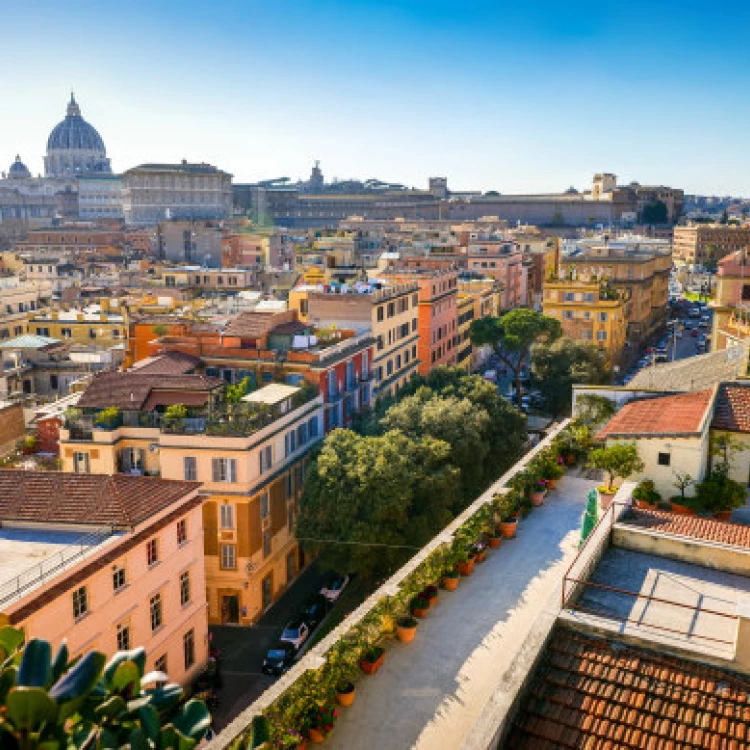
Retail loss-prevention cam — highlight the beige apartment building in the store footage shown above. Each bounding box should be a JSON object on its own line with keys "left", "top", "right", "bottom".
{"left": 673, "top": 224, "right": 750, "bottom": 268}
{"left": 563, "top": 243, "right": 671, "bottom": 344}
{"left": 0, "top": 277, "right": 53, "bottom": 340}
{"left": 290, "top": 281, "right": 421, "bottom": 399}
{"left": 59, "top": 374, "right": 324, "bottom": 626}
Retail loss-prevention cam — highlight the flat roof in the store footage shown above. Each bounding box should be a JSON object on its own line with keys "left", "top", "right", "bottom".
{"left": 242, "top": 383, "right": 300, "bottom": 406}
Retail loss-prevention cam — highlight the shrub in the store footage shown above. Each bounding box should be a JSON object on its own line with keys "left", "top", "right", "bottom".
{"left": 362, "top": 647, "right": 384, "bottom": 663}
{"left": 397, "top": 616, "right": 418, "bottom": 629}
{"left": 694, "top": 468, "right": 746, "bottom": 513}
{"left": 93, "top": 406, "right": 121, "bottom": 429}
{"left": 632, "top": 479, "right": 661, "bottom": 505}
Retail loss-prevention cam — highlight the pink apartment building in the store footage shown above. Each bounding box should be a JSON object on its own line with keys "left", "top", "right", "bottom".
{"left": 467, "top": 241, "right": 527, "bottom": 309}
{"left": 0, "top": 471, "right": 207, "bottom": 687}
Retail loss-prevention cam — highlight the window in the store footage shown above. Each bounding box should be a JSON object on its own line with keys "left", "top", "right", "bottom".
{"left": 259, "top": 445, "right": 272, "bottom": 474}
{"left": 116, "top": 622, "right": 130, "bottom": 651}
{"left": 113, "top": 566, "right": 126, "bottom": 592}
{"left": 563, "top": 310, "right": 573, "bottom": 320}
{"left": 583, "top": 293, "right": 595, "bottom": 302}
{"left": 150, "top": 594, "right": 163, "bottom": 631}
{"left": 285, "top": 471, "right": 294, "bottom": 498}
{"left": 598, "top": 312, "right": 608, "bottom": 322}
{"left": 183, "top": 629, "right": 195, "bottom": 670}
{"left": 260, "top": 492, "right": 269, "bottom": 520}
{"left": 220, "top": 544, "right": 236, "bottom": 569}
{"left": 73, "top": 452, "right": 89, "bottom": 474}
{"left": 220, "top": 504, "right": 234, "bottom": 529}
{"left": 596, "top": 331, "right": 607, "bottom": 341}
{"left": 376, "top": 306, "right": 384, "bottom": 322}
{"left": 177, "top": 518, "right": 187, "bottom": 546}
{"left": 564, "top": 292, "right": 575, "bottom": 301}
{"left": 72, "top": 586, "right": 88, "bottom": 619}
{"left": 183, "top": 456, "right": 197, "bottom": 481}
{"left": 657, "top": 452, "right": 671, "bottom": 467}
{"left": 147, "top": 538, "right": 159, "bottom": 566}
{"left": 180, "top": 570, "right": 191, "bottom": 605}
{"left": 154, "top": 654, "right": 167, "bottom": 675}
{"left": 49, "top": 374, "right": 58, "bottom": 390}
{"left": 262, "top": 529, "right": 271, "bottom": 558}
{"left": 212, "top": 457, "right": 237, "bottom": 483}
{"left": 308, "top": 416, "right": 319, "bottom": 438}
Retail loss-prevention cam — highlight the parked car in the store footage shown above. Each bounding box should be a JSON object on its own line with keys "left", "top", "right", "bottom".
{"left": 699, "top": 320, "right": 709, "bottom": 328}
{"left": 261, "top": 642, "right": 297, "bottom": 675}
{"left": 520, "top": 395, "right": 532, "bottom": 411}
{"left": 301, "top": 594, "right": 328, "bottom": 629}
{"left": 320, "top": 573, "right": 350, "bottom": 602}
{"left": 280, "top": 618, "right": 310, "bottom": 650}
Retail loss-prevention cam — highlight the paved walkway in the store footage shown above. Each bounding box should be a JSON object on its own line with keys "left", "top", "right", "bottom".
{"left": 326, "top": 476, "right": 594, "bottom": 750}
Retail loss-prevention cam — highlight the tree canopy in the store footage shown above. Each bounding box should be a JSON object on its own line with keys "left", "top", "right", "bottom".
{"left": 531, "top": 339, "right": 611, "bottom": 415}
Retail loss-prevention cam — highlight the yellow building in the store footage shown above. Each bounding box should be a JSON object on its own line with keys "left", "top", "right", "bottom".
{"left": 542, "top": 279, "right": 629, "bottom": 364}
{"left": 59, "top": 373, "right": 324, "bottom": 626}
{"left": 456, "top": 294, "right": 475, "bottom": 371}
{"left": 28, "top": 298, "right": 128, "bottom": 348}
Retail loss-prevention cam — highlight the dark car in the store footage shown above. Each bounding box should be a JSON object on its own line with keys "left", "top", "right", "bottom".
{"left": 301, "top": 594, "right": 328, "bottom": 629}
{"left": 261, "top": 642, "right": 297, "bottom": 676}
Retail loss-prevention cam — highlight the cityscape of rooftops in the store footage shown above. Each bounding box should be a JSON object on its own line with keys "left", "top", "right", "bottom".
{"left": 1, "top": 2, "right": 749, "bottom": 749}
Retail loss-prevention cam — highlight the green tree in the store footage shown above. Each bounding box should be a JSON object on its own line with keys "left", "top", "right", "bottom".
{"left": 587, "top": 442, "right": 644, "bottom": 493}
{"left": 470, "top": 310, "right": 561, "bottom": 408}
{"left": 530, "top": 339, "right": 611, "bottom": 415}
{"left": 382, "top": 390, "right": 490, "bottom": 500}
{"left": 573, "top": 393, "right": 617, "bottom": 431}
{"left": 641, "top": 200, "right": 668, "bottom": 224}
{"left": 226, "top": 376, "right": 253, "bottom": 404}
{"left": 296, "top": 429, "right": 459, "bottom": 584}
{"left": 0, "top": 627, "right": 210, "bottom": 749}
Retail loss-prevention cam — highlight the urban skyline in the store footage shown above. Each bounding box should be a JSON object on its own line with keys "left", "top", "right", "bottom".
{"left": 3, "top": 0, "right": 750, "bottom": 195}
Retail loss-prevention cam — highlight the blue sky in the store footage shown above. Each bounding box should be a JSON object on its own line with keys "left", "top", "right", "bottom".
{"left": 2, "top": 0, "right": 748, "bottom": 195}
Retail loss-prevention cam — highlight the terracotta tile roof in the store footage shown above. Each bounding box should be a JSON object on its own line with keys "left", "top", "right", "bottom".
{"left": 620, "top": 508, "right": 750, "bottom": 549}
{"left": 712, "top": 382, "right": 750, "bottom": 433}
{"left": 129, "top": 351, "right": 202, "bottom": 375}
{"left": 505, "top": 627, "right": 750, "bottom": 750}
{"left": 597, "top": 389, "right": 714, "bottom": 440}
{"left": 77, "top": 371, "right": 224, "bottom": 410}
{"left": 222, "top": 311, "right": 283, "bottom": 339}
{"left": 0, "top": 471, "right": 199, "bottom": 528}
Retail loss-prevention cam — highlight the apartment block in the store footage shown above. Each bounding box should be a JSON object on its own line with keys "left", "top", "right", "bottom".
{"left": 28, "top": 298, "right": 128, "bottom": 348}
{"left": 673, "top": 224, "right": 750, "bottom": 268}
{"left": 0, "top": 472, "right": 207, "bottom": 687}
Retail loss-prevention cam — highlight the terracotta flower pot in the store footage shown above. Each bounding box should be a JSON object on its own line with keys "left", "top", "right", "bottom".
{"left": 530, "top": 491, "right": 545, "bottom": 507}
{"left": 547, "top": 479, "right": 558, "bottom": 490}
{"left": 307, "top": 728, "right": 326, "bottom": 744}
{"left": 566, "top": 454, "right": 576, "bottom": 465}
{"left": 457, "top": 558, "right": 475, "bottom": 576}
{"left": 298, "top": 740, "right": 308, "bottom": 750}
{"left": 360, "top": 651, "right": 385, "bottom": 675}
{"left": 488, "top": 536, "right": 501, "bottom": 549}
{"left": 598, "top": 488, "right": 616, "bottom": 509}
{"left": 336, "top": 686, "right": 356, "bottom": 707}
{"left": 671, "top": 502, "right": 696, "bottom": 517}
{"left": 635, "top": 499, "right": 657, "bottom": 511}
{"left": 500, "top": 519, "right": 518, "bottom": 539}
{"left": 714, "top": 510, "right": 733, "bottom": 522}
{"left": 442, "top": 574, "right": 459, "bottom": 590}
{"left": 475, "top": 549, "right": 488, "bottom": 563}
{"left": 396, "top": 623, "right": 417, "bottom": 643}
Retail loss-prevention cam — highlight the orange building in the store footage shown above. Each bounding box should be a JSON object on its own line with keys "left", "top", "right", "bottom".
{"left": 126, "top": 316, "right": 194, "bottom": 367}
{"left": 380, "top": 268, "right": 458, "bottom": 376}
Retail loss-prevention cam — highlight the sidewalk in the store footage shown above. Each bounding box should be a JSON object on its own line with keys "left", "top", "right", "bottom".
{"left": 326, "top": 476, "right": 594, "bottom": 750}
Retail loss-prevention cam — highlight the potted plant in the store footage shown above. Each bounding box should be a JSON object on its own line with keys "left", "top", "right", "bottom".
{"left": 471, "top": 540, "right": 488, "bottom": 563}
{"left": 530, "top": 479, "right": 547, "bottom": 507}
{"left": 396, "top": 615, "right": 418, "bottom": 643}
{"left": 360, "top": 646, "right": 385, "bottom": 675}
{"left": 277, "top": 729, "right": 306, "bottom": 749}
{"left": 93, "top": 406, "right": 121, "bottom": 430}
{"left": 632, "top": 479, "right": 661, "bottom": 510}
{"left": 488, "top": 527, "right": 502, "bottom": 549}
{"left": 587, "top": 443, "right": 644, "bottom": 509}
{"left": 545, "top": 457, "right": 565, "bottom": 488}
{"left": 694, "top": 466, "right": 746, "bottom": 520}
{"left": 411, "top": 596, "right": 430, "bottom": 619}
{"left": 422, "top": 585, "right": 439, "bottom": 608}
{"left": 304, "top": 702, "right": 338, "bottom": 743}
{"left": 670, "top": 472, "right": 695, "bottom": 516}
{"left": 457, "top": 552, "right": 475, "bottom": 577}
{"left": 496, "top": 494, "right": 520, "bottom": 539}
{"left": 441, "top": 569, "right": 460, "bottom": 591}
{"left": 335, "top": 680, "right": 356, "bottom": 708}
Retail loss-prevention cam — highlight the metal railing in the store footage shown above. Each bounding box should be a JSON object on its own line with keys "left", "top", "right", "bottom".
{"left": 0, "top": 528, "right": 114, "bottom": 608}
{"left": 562, "top": 501, "right": 739, "bottom": 646}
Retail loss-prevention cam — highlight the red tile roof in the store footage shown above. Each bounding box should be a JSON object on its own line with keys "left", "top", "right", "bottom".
{"left": 505, "top": 627, "right": 750, "bottom": 749}
{"left": 222, "top": 311, "right": 289, "bottom": 339}
{"left": 712, "top": 382, "right": 750, "bottom": 433}
{"left": 0, "top": 471, "right": 199, "bottom": 528}
{"left": 77, "top": 371, "right": 224, "bottom": 410}
{"left": 129, "top": 351, "right": 201, "bottom": 375}
{"left": 621, "top": 508, "right": 750, "bottom": 549}
{"left": 597, "top": 389, "right": 714, "bottom": 440}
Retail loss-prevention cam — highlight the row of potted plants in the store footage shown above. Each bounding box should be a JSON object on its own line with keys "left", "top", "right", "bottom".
{"left": 239, "top": 434, "right": 572, "bottom": 748}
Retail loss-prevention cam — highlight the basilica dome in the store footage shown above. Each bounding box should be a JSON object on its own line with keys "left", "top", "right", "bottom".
{"left": 8, "top": 155, "right": 31, "bottom": 179}
{"left": 44, "top": 94, "right": 111, "bottom": 177}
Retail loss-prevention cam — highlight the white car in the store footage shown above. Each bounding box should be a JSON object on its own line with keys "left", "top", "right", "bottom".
{"left": 279, "top": 618, "right": 310, "bottom": 651}
{"left": 320, "top": 573, "right": 350, "bottom": 602}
